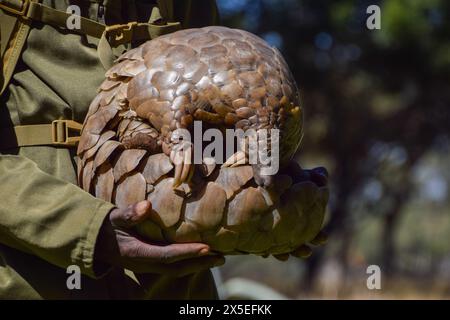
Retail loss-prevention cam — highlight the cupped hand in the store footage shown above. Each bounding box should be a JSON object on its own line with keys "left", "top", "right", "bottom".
{"left": 95, "top": 200, "right": 225, "bottom": 276}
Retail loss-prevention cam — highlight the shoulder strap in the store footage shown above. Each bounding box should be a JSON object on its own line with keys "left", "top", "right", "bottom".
{"left": 0, "top": 0, "right": 35, "bottom": 96}
{"left": 0, "top": 0, "right": 181, "bottom": 95}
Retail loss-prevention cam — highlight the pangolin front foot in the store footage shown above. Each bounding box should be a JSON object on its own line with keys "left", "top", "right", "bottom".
{"left": 221, "top": 151, "right": 248, "bottom": 168}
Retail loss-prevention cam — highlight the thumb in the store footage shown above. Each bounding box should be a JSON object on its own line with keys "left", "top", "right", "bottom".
{"left": 110, "top": 200, "right": 152, "bottom": 228}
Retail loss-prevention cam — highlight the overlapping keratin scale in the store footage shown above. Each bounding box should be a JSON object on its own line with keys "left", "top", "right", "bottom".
{"left": 77, "top": 27, "right": 326, "bottom": 255}
{"left": 120, "top": 26, "right": 303, "bottom": 162}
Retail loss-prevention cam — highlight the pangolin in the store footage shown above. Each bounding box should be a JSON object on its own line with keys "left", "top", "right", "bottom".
{"left": 77, "top": 26, "right": 328, "bottom": 255}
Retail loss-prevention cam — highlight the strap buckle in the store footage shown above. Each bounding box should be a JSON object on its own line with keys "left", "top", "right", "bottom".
{"left": 51, "top": 120, "right": 82, "bottom": 147}
{"left": 0, "top": 0, "right": 30, "bottom": 17}
{"left": 104, "top": 21, "right": 138, "bottom": 46}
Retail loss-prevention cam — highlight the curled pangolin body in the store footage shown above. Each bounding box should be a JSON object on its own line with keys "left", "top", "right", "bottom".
{"left": 77, "top": 26, "right": 327, "bottom": 255}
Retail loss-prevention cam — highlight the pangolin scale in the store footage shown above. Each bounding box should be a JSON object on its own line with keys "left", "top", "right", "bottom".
{"left": 77, "top": 26, "right": 328, "bottom": 255}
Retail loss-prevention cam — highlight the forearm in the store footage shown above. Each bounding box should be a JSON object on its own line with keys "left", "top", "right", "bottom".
{"left": 0, "top": 155, "right": 115, "bottom": 278}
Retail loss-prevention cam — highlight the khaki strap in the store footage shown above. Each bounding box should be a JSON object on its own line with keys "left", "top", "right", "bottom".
{"left": 1, "top": 0, "right": 181, "bottom": 92}
{"left": 0, "top": 0, "right": 28, "bottom": 14}
{"left": 0, "top": 120, "right": 82, "bottom": 149}
{"left": 97, "top": 19, "right": 180, "bottom": 69}
{"left": 0, "top": 0, "right": 36, "bottom": 96}
{"left": 1, "top": 0, "right": 121, "bottom": 39}
{"left": 4, "top": 1, "right": 180, "bottom": 41}
{"left": 25, "top": 1, "right": 106, "bottom": 38}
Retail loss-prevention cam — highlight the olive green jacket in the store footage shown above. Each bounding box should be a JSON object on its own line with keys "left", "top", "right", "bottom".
{"left": 0, "top": 0, "right": 219, "bottom": 299}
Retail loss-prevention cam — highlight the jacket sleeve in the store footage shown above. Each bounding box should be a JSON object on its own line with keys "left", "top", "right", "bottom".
{"left": 0, "top": 155, "right": 116, "bottom": 279}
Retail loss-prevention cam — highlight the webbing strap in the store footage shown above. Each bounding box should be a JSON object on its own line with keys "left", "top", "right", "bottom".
{"left": 0, "top": 0, "right": 28, "bottom": 16}
{"left": 0, "top": 0, "right": 181, "bottom": 94}
{"left": 1, "top": 0, "right": 181, "bottom": 40}
{"left": 0, "top": 119, "right": 82, "bottom": 149}
{"left": 4, "top": 124, "right": 54, "bottom": 148}
{"left": 0, "top": 0, "right": 35, "bottom": 96}
{"left": 97, "top": 19, "right": 180, "bottom": 69}
{"left": 25, "top": 1, "right": 106, "bottom": 38}
{"left": 11, "top": 1, "right": 180, "bottom": 68}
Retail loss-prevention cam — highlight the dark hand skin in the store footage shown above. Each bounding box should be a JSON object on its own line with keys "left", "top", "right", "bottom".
{"left": 95, "top": 165, "right": 327, "bottom": 268}
{"left": 95, "top": 200, "right": 225, "bottom": 277}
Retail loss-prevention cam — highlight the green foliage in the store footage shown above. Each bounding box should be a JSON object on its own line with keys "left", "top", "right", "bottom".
{"left": 377, "top": 0, "right": 435, "bottom": 45}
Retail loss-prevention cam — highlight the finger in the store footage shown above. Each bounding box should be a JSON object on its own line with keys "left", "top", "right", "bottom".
{"left": 313, "top": 166, "right": 328, "bottom": 178}
{"left": 273, "top": 253, "right": 290, "bottom": 261}
{"left": 309, "top": 231, "right": 328, "bottom": 246}
{"left": 309, "top": 167, "right": 328, "bottom": 187}
{"left": 110, "top": 200, "right": 152, "bottom": 228}
{"left": 135, "top": 256, "right": 226, "bottom": 277}
{"left": 131, "top": 240, "right": 213, "bottom": 263}
{"left": 282, "top": 161, "right": 308, "bottom": 183}
{"left": 273, "top": 174, "right": 293, "bottom": 194}
{"left": 291, "top": 245, "right": 312, "bottom": 258}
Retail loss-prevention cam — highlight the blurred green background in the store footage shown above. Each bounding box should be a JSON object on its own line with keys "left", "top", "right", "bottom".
{"left": 214, "top": 0, "right": 450, "bottom": 299}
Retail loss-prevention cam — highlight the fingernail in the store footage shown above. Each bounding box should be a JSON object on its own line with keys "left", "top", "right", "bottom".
{"left": 199, "top": 247, "right": 210, "bottom": 256}
{"left": 136, "top": 201, "right": 150, "bottom": 215}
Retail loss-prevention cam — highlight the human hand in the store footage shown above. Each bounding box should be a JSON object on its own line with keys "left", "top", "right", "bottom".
{"left": 95, "top": 200, "right": 225, "bottom": 276}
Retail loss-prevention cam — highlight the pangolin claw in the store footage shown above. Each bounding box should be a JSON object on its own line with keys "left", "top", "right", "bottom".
{"left": 222, "top": 151, "right": 248, "bottom": 168}
{"left": 171, "top": 142, "right": 194, "bottom": 188}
